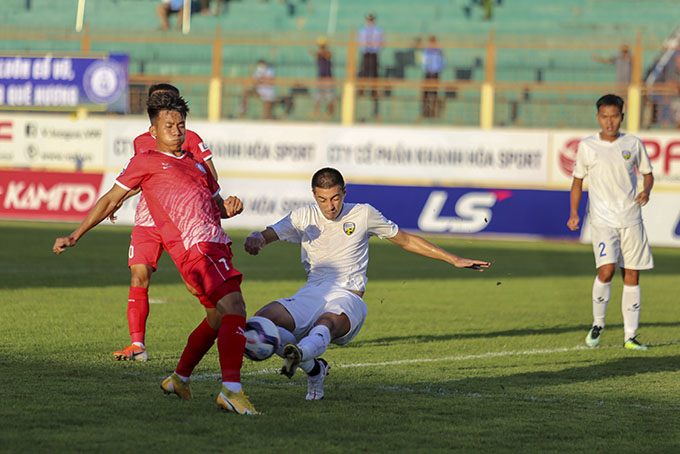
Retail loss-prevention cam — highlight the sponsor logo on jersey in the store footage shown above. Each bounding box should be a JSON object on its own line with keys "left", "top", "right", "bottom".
{"left": 199, "top": 141, "right": 209, "bottom": 152}
{"left": 118, "top": 157, "right": 133, "bottom": 175}
{"left": 622, "top": 150, "right": 632, "bottom": 160}
{"left": 161, "top": 162, "right": 172, "bottom": 170}
{"left": 195, "top": 163, "right": 206, "bottom": 174}
{"left": 343, "top": 222, "right": 356, "bottom": 235}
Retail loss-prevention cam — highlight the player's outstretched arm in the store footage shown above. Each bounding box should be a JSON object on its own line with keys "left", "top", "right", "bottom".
{"left": 387, "top": 230, "right": 491, "bottom": 272}
{"left": 53, "top": 185, "right": 129, "bottom": 255}
{"left": 244, "top": 227, "right": 280, "bottom": 256}
{"left": 567, "top": 177, "right": 584, "bottom": 231}
{"left": 108, "top": 186, "right": 142, "bottom": 223}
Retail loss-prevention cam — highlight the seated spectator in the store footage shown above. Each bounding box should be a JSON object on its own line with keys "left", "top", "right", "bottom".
{"left": 241, "top": 60, "right": 277, "bottom": 119}
{"left": 157, "top": 0, "right": 184, "bottom": 30}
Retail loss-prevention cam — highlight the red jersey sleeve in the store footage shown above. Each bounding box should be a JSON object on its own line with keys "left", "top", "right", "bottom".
{"left": 116, "top": 154, "right": 149, "bottom": 191}
{"left": 185, "top": 130, "right": 212, "bottom": 162}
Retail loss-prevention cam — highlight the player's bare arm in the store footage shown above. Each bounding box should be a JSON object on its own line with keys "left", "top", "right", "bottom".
{"left": 634, "top": 173, "right": 654, "bottom": 206}
{"left": 108, "top": 186, "right": 142, "bottom": 223}
{"left": 387, "top": 230, "right": 491, "bottom": 272}
{"left": 214, "top": 194, "right": 243, "bottom": 218}
{"left": 53, "top": 185, "right": 129, "bottom": 254}
{"left": 244, "top": 227, "right": 280, "bottom": 255}
{"left": 204, "top": 158, "right": 218, "bottom": 180}
{"left": 567, "top": 177, "right": 584, "bottom": 231}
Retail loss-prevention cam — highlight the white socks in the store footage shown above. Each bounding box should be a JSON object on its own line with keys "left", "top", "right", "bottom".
{"left": 622, "top": 285, "right": 641, "bottom": 341}
{"left": 296, "top": 325, "right": 331, "bottom": 374}
{"left": 592, "top": 277, "right": 611, "bottom": 328}
{"left": 274, "top": 325, "right": 332, "bottom": 374}
{"left": 592, "top": 277, "right": 642, "bottom": 341}
{"left": 222, "top": 382, "right": 242, "bottom": 393}
{"left": 275, "top": 326, "right": 297, "bottom": 358}
{"left": 298, "top": 325, "right": 331, "bottom": 361}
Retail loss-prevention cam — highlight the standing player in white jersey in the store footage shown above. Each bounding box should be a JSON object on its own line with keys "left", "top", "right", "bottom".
{"left": 244, "top": 167, "right": 491, "bottom": 400}
{"left": 113, "top": 83, "right": 218, "bottom": 362}
{"left": 567, "top": 94, "right": 654, "bottom": 351}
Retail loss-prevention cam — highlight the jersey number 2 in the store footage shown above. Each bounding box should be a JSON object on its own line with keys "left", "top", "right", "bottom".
{"left": 598, "top": 242, "right": 606, "bottom": 257}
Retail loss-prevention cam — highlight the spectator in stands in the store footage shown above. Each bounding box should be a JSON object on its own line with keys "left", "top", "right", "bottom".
{"left": 157, "top": 0, "right": 184, "bottom": 30}
{"left": 592, "top": 44, "right": 632, "bottom": 84}
{"left": 241, "top": 59, "right": 277, "bottom": 120}
{"left": 421, "top": 35, "right": 444, "bottom": 118}
{"left": 311, "top": 36, "right": 335, "bottom": 119}
{"left": 358, "top": 13, "right": 384, "bottom": 119}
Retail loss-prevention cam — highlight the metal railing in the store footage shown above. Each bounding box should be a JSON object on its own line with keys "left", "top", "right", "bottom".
{"left": 1, "top": 25, "right": 679, "bottom": 130}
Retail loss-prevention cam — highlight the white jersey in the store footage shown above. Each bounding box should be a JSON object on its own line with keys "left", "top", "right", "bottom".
{"left": 269, "top": 202, "right": 399, "bottom": 293}
{"left": 573, "top": 133, "right": 652, "bottom": 228}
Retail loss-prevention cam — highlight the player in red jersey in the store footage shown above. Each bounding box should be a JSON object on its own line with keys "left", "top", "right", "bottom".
{"left": 113, "top": 83, "right": 219, "bottom": 362}
{"left": 53, "top": 91, "right": 258, "bottom": 415}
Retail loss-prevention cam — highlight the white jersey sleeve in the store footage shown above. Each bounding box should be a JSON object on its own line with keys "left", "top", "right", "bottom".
{"left": 269, "top": 210, "right": 304, "bottom": 244}
{"left": 572, "top": 139, "right": 589, "bottom": 179}
{"left": 635, "top": 138, "right": 653, "bottom": 175}
{"left": 366, "top": 204, "right": 399, "bottom": 239}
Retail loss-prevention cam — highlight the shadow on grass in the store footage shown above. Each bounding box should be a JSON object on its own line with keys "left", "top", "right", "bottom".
{"left": 347, "top": 321, "right": 680, "bottom": 348}
{"left": 437, "top": 354, "right": 680, "bottom": 395}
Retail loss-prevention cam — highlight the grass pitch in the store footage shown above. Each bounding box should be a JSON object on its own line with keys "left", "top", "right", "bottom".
{"left": 1, "top": 220, "right": 679, "bottom": 453}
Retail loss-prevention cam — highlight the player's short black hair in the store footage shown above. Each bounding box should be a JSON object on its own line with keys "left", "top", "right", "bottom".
{"left": 147, "top": 90, "right": 189, "bottom": 122}
{"left": 312, "top": 167, "right": 345, "bottom": 190}
{"left": 147, "top": 83, "right": 180, "bottom": 97}
{"left": 596, "top": 94, "right": 624, "bottom": 113}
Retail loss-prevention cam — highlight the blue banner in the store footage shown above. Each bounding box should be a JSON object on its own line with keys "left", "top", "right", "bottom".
{"left": 345, "top": 183, "right": 588, "bottom": 239}
{"left": 0, "top": 54, "right": 128, "bottom": 113}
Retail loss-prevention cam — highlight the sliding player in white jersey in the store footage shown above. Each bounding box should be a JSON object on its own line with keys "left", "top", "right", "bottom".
{"left": 244, "top": 167, "right": 491, "bottom": 400}
{"left": 567, "top": 94, "right": 654, "bottom": 351}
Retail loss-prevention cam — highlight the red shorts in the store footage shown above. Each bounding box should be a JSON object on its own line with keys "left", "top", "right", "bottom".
{"left": 128, "top": 226, "right": 164, "bottom": 270}
{"left": 178, "top": 242, "right": 243, "bottom": 308}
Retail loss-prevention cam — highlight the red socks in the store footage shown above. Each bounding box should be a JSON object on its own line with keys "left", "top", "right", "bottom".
{"left": 176, "top": 318, "right": 219, "bottom": 378}
{"left": 127, "top": 286, "right": 149, "bottom": 344}
{"left": 217, "top": 314, "right": 246, "bottom": 383}
{"left": 173, "top": 315, "right": 246, "bottom": 382}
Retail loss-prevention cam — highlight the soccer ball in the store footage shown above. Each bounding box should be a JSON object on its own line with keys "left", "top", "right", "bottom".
{"left": 243, "top": 316, "right": 281, "bottom": 361}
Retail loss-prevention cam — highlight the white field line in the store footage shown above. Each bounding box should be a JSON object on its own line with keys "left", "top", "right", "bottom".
{"left": 186, "top": 339, "right": 680, "bottom": 382}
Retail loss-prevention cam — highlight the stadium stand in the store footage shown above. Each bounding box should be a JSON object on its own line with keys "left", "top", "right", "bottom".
{"left": 1, "top": 0, "right": 678, "bottom": 126}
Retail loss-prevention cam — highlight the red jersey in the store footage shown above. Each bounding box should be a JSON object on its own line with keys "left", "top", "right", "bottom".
{"left": 133, "top": 130, "right": 212, "bottom": 227}
{"left": 116, "top": 150, "right": 229, "bottom": 260}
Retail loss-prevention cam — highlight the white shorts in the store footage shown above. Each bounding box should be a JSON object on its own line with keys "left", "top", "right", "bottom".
{"left": 278, "top": 283, "right": 368, "bottom": 345}
{"left": 590, "top": 222, "right": 654, "bottom": 270}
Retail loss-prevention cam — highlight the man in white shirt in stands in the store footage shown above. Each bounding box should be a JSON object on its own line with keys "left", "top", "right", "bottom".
{"left": 567, "top": 94, "right": 654, "bottom": 351}
{"left": 244, "top": 167, "right": 491, "bottom": 400}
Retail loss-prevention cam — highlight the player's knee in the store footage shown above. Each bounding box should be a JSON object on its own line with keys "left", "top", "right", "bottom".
{"left": 622, "top": 269, "right": 640, "bottom": 286}
{"left": 130, "top": 265, "right": 152, "bottom": 288}
{"left": 216, "top": 292, "right": 246, "bottom": 317}
{"left": 255, "top": 302, "right": 295, "bottom": 332}
{"left": 316, "top": 313, "right": 350, "bottom": 340}
{"left": 597, "top": 265, "right": 615, "bottom": 282}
